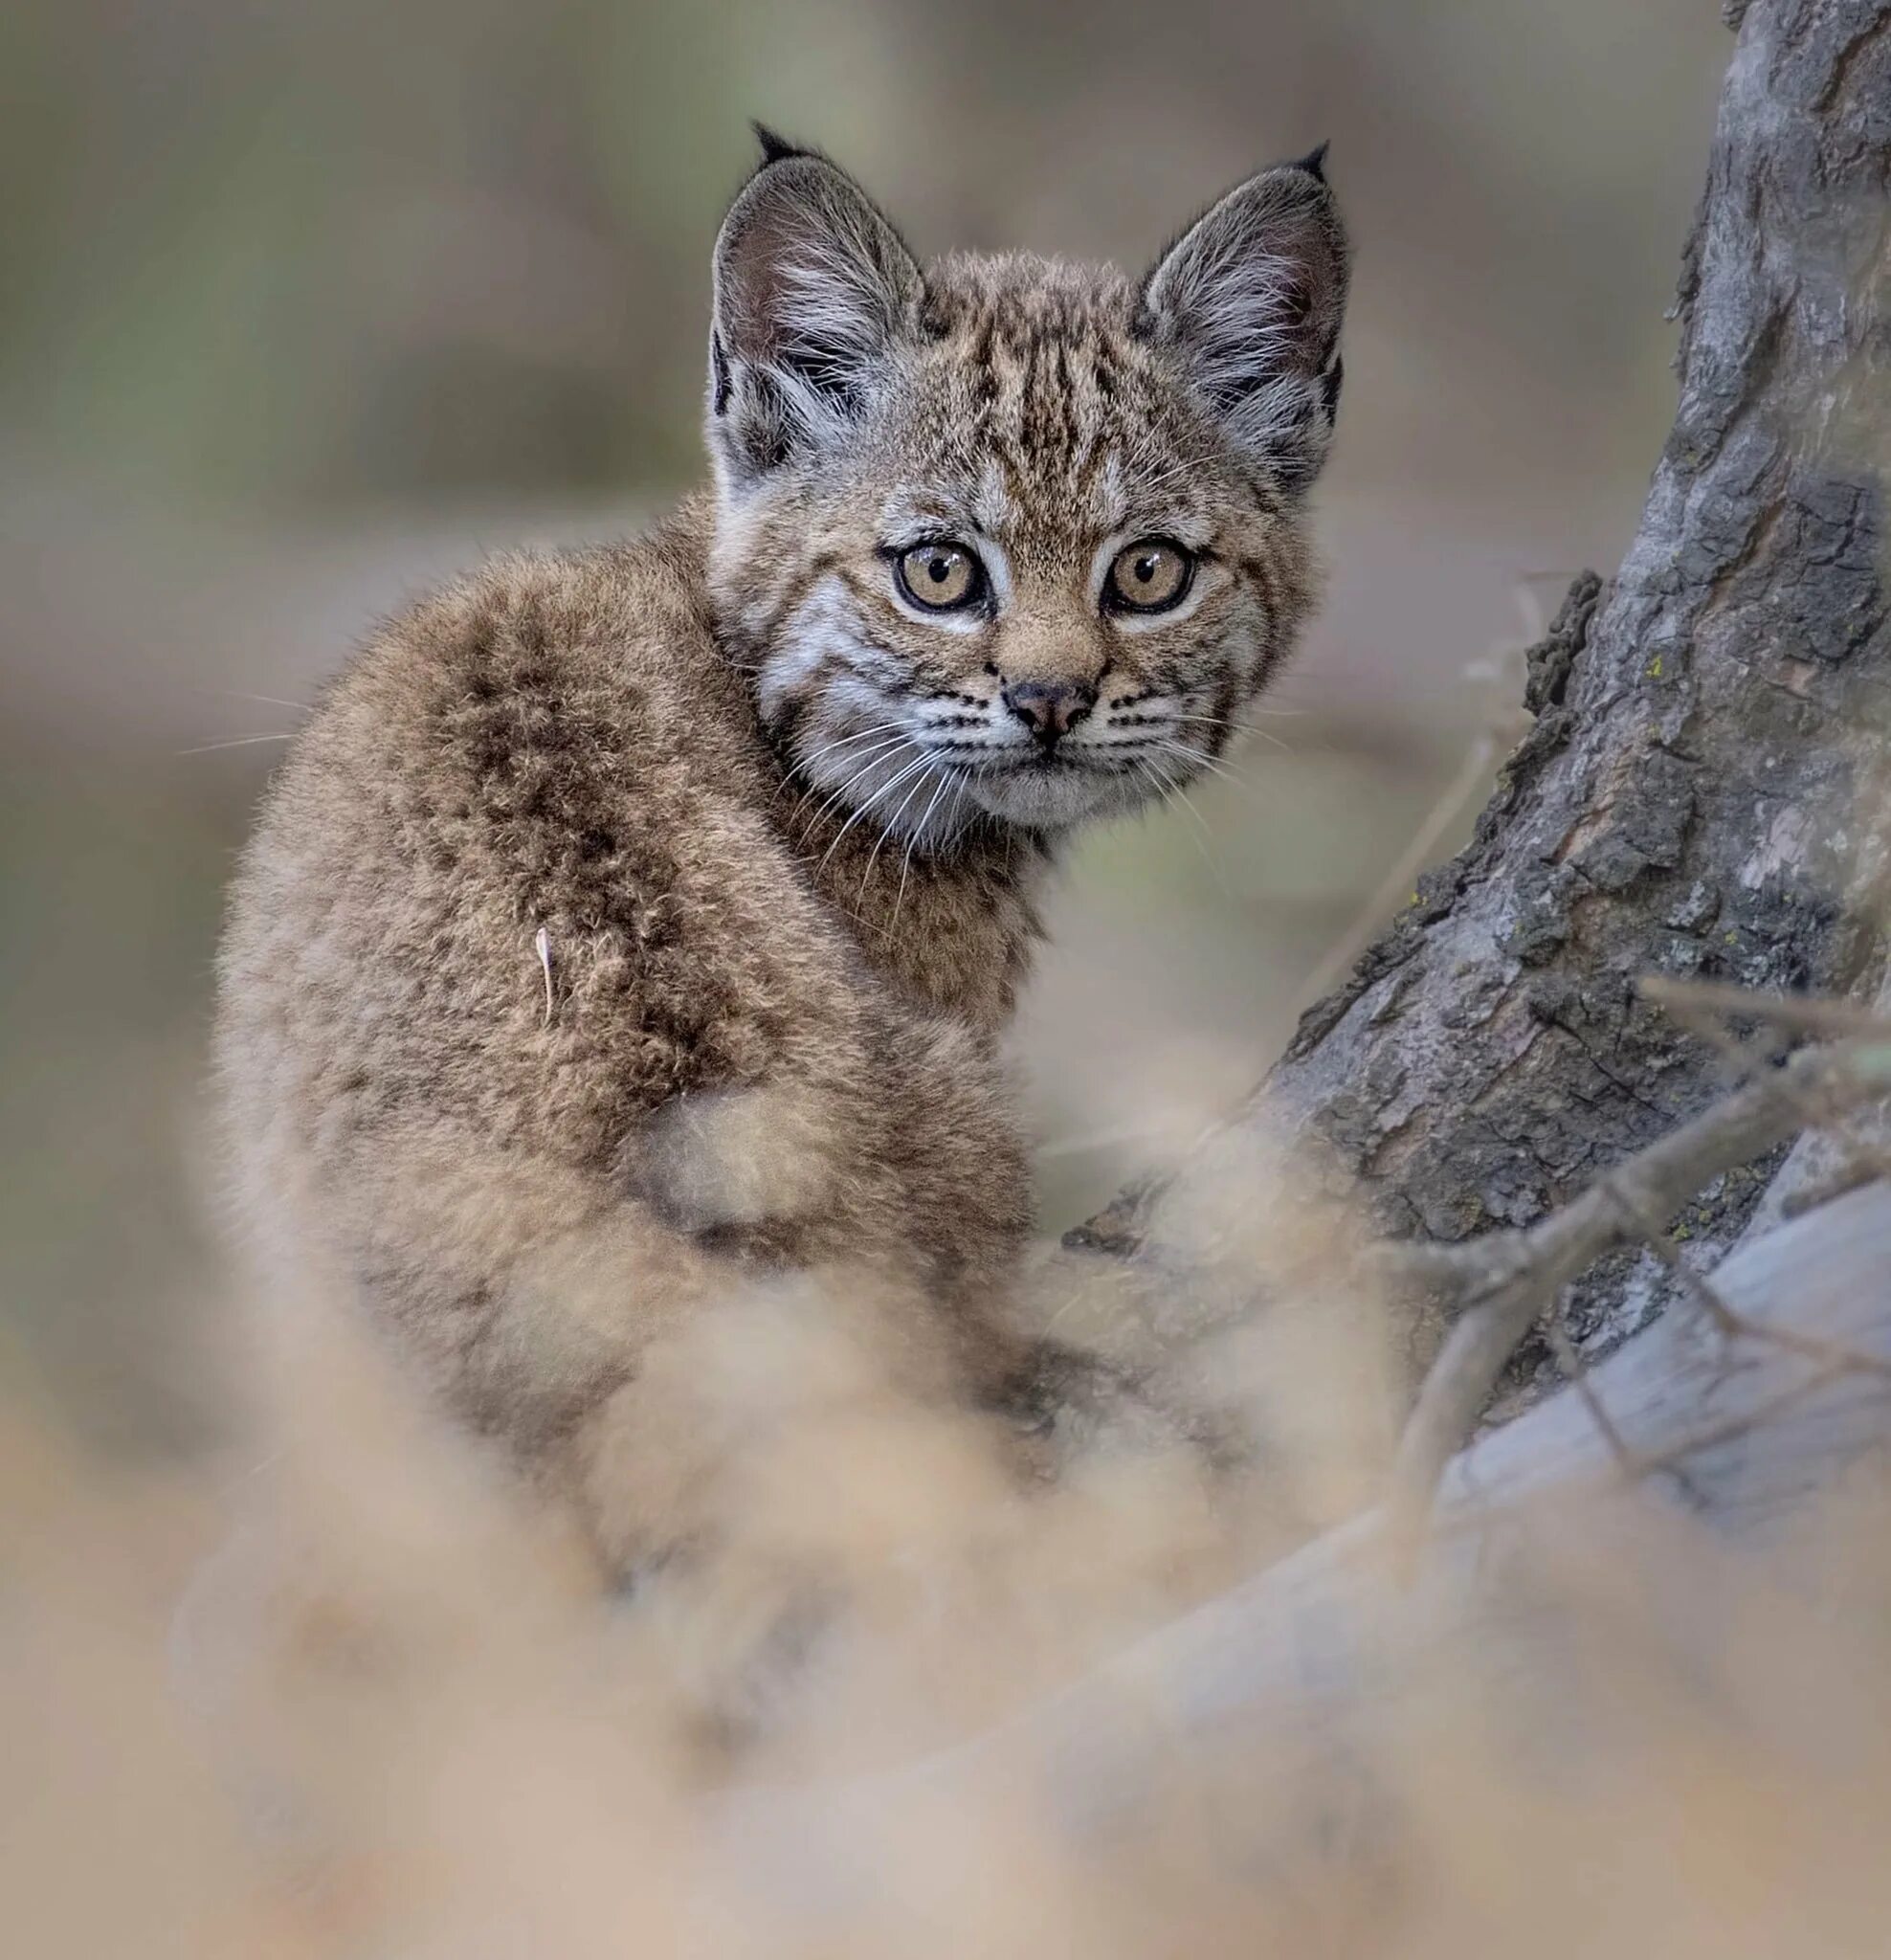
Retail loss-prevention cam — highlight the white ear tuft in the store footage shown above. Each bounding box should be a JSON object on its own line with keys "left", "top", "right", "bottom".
{"left": 1140, "top": 160, "right": 1350, "bottom": 492}
{"left": 708, "top": 149, "right": 922, "bottom": 491}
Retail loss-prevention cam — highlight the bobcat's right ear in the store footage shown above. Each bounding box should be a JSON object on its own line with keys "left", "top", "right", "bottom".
{"left": 708, "top": 137, "right": 922, "bottom": 492}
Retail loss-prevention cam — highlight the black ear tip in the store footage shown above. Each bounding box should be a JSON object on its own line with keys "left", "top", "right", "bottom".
{"left": 752, "top": 122, "right": 809, "bottom": 167}
{"left": 1293, "top": 140, "right": 1332, "bottom": 183}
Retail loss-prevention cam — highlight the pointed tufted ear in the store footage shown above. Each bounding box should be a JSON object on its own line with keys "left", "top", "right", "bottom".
{"left": 707, "top": 133, "right": 923, "bottom": 492}
{"left": 1139, "top": 151, "right": 1351, "bottom": 493}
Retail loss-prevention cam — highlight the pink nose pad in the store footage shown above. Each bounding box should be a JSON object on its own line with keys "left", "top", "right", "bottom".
{"left": 1000, "top": 679, "right": 1097, "bottom": 746}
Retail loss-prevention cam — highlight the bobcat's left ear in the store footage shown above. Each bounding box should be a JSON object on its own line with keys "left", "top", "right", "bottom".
{"left": 1139, "top": 153, "right": 1350, "bottom": 494}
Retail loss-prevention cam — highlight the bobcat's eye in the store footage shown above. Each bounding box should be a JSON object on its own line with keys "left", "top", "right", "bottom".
{"left": 895, "top": 542, "right": 985, "bottom": 612}
{"left": 1104, "top": 539, "right": 1193, "bottom": 614}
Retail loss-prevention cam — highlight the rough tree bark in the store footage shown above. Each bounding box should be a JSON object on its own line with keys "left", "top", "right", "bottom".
{"left": 1074, "top": 0, "right": 1891, "bottom": 1379}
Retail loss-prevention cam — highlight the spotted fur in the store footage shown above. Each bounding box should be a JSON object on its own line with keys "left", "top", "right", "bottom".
{"left": 214, "top": 137, "right": 1349, "bottom": 1570}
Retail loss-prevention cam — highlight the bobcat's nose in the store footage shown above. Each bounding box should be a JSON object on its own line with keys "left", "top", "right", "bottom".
{"left": 1001, "top": 678, "right": 1096, "bottom": 747}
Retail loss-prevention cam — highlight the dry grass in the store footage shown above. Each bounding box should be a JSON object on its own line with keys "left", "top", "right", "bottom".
{"left": 7, "top": 1169, "right": 1891, "bottom": 1960}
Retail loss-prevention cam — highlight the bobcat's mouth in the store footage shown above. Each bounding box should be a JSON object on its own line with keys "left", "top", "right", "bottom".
{"left": 937, "top": 746, "right": 1130, "bottom": 779}
{"left": 948, "top": 746, "right": 1155, "bottom": 831}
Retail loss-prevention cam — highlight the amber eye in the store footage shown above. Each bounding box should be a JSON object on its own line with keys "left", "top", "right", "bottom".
{"left": 1105, "top": 539, "right": 1194, "bottom": 614}
{"left": 895, "top": 542, "right": 985, "bottom": 612}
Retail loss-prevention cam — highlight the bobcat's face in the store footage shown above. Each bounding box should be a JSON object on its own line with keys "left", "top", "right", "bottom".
{"left": 704, "top": 137, "right": 1349, "bottom": 847}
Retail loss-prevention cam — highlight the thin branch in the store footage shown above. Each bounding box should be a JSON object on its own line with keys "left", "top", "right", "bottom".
{"left": 1291, "top": 585, "right": 1551, "bottom": 1015}
{"left": 1615, "top": 1183, "right": 1891, "bottom": 1383}
{"left": 1385, "top": 1039, "right": 1889, "bottom": 1544}
{"left": 1538, "top": 1296, "right": 1644, "bottom": 1479}
{"left": 1639, "top": 975, "right": 1891, "bottom": 1042}
{"left": 1644, "top": 975, "right": 1891, "bottom": 1195}
{"left": 1292, "top": 724, "right": 1505, "bottom": 1013}
{"left": 1614, "top": 1360, "right": 1850, "bottom": 1489}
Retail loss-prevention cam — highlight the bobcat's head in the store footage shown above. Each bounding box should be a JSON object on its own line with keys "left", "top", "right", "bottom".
{"left": 704, "top": 131, "right": 1349, "bottom": 845}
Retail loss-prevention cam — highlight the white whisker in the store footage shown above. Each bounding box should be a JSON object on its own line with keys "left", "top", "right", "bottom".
{"left": 890, "top": 768, "right": 955, "bottom": 928}
{"left": 178, "top": 733, "right": 296, "bottom": 756}
{"left": 1150, "top": 737, "right": 1242, "bottom": 788}
{"left": 861, "top": 760, "right": 940, "bottom": 908}
{"left": 796, "top": 721, "right": 908, "bottom": 770}
{"left": 790, "top": 734, "right": 914, "bottom": 839}
{"left": 1170, "top": 711, "right": 1291, "bottom": 755}
{"left": 1139, "top": 757, "right": 1230, "bottom": 896}
{"left": 198, "top": 688, "right": 311, "bottom": 714}
{"left": 817, "top": 750, "right": 935, "bottom": 871}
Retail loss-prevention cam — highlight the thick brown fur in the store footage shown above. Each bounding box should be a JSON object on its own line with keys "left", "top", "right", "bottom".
{"left": 215, "top": 138, "right": 1349, "bottom": 1571}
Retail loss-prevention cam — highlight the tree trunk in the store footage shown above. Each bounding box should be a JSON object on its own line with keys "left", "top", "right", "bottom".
{"left": 1073, "top": 0, "right": 1891, "bottom": 1379}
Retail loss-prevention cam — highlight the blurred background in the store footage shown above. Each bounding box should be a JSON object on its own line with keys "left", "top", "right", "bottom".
{"left": 0, "top": 0, "right": 1733, "bottom": 1453}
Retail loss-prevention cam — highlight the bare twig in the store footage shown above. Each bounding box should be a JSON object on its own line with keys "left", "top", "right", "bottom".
{"left": 1292, "top": 587, "right": 1549, "bottom": 1016}
{"left": 1614, "top": 1360, "right": 1850, "bottom": 1488}
{"left": 1385, "top": 1039, "right": 1890, "bottom": 1545}
{"left": 1615, "top": 1183, "right": 1891, "bottom": 1383}
{"left": 1644, "top": 975, "right": 1891, "bottom": 1196}
{"left": 1538, "top": 1297, "right": 1644, "bottom": 1478}
{"left": 1293, "top": 725, "right": 1507, "bottom": 1013}
{"left": 1638, "top": 975, "right": 1891, "bottom": 1042}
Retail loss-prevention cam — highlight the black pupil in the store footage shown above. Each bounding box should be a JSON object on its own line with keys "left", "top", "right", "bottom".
{"left": 928, "top": 555, "right": 952, "bottom": 584}
{"left": 1135, "top": 554, "right": 1159, "bottom": 585}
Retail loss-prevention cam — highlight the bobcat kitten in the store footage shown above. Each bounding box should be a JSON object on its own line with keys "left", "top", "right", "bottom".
{"left": 215, "top": 134, "right": 1349, "bottom": 1568}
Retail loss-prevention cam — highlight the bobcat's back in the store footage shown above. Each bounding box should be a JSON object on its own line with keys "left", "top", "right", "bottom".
{"left": 214, "top": 504, "right": 1032, "bottom": 1551}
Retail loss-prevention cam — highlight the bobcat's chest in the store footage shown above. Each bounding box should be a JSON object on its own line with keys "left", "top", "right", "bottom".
{"left": 797, "top": 818, "right": 1050, "bottom": 1037}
